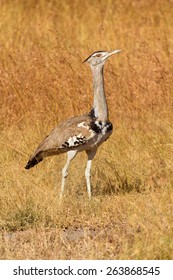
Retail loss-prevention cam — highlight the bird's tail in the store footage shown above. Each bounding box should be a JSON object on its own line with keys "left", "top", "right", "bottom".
{"left": 25, "top": 153, "right": 43, "bottom": 169}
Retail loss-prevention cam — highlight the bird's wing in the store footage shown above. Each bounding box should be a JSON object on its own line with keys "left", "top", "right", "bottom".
{"left": 25, "top": 113, "right": 113, "bottom": 169}
{"left": 30, "top": 114, "right": 96, "bottom": 159}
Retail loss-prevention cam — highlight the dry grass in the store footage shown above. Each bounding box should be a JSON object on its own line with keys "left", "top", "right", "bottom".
{"left": 1, "top": 0, "right": 173, "bottom": 259}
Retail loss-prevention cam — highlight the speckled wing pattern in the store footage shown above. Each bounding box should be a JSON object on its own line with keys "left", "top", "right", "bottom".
{"left": 25, "top": 113, "right": 113, "bottom": 169}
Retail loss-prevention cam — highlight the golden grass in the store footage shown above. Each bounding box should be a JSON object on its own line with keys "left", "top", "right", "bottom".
{"left": 1, "top": 0, "right": 173, "bottom": 259}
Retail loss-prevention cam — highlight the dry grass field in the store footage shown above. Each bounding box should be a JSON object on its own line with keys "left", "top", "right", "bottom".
{"left": 1, "top": 0, "right": 173, "bottom": 259}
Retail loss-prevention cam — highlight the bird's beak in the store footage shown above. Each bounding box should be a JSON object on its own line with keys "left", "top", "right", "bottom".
{"left": 107, "top": 50, "right": 122, "bottom": 58}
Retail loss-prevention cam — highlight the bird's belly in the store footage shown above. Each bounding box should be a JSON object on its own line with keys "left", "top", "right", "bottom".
{"left": 79, "top": 131, "right": 112, "bottom": 153}
{"left": 89, "top": 130, "right": 112, "bottom": 148}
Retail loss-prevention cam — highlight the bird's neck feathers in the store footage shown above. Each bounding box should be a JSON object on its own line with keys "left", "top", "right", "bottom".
{"left": 90, "top": 64, "right": 108, "bottom": 122}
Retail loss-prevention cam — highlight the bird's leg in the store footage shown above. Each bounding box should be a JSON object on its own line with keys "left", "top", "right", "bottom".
{"left": 60, "top": 150, "right": 78, "bottom": 199}
{"left": 85, "top": 148, "right": 97, "bottom": 199}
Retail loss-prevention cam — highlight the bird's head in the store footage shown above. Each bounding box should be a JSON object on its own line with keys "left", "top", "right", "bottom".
{"left": 83, "top": 50, "right": 122, "bottom": 66}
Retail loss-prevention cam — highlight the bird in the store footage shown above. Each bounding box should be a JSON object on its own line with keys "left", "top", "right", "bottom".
{"left": 25, "top": 49, "right": 122, "bottom": 199}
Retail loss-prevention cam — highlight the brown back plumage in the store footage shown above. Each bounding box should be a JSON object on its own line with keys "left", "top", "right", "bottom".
{"left": 25, "top": 113, "right": 95, "bottom": 169}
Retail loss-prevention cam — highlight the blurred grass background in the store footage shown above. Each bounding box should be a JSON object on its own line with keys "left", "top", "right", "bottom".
{"left": 0, "top": 0, "right": 173, "bottom": 259}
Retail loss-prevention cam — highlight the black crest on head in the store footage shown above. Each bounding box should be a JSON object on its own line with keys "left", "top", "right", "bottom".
{"left": 83, "top": 50, "right": 106, "bottom": 63}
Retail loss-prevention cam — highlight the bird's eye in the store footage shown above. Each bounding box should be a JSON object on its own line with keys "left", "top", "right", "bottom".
{"left": 94, "top": 53, "right": 102, "bottom": 57}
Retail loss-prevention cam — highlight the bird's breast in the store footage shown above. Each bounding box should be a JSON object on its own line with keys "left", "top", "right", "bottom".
{"left": 90, "top": 120, "right": 113, "bottom": 134}
{"left": 87, "top": 120, "right": 113, "bottom": 148}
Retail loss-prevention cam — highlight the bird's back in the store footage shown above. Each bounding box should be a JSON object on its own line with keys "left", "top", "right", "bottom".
{"left": 25, "top": 112, "right": 113, "bottom": 169}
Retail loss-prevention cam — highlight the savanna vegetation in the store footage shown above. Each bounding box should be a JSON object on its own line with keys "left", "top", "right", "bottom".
{"left": 0, "top": 0, "right": 173, "bottom": 259}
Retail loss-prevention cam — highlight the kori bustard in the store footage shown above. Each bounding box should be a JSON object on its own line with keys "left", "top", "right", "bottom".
{"left": 25, "top": 50, "right": 121, "bottom": 199}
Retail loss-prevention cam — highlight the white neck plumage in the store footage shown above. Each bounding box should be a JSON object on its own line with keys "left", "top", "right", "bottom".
{"left": 90, "top": 64, "right": 108, "bottom": 122}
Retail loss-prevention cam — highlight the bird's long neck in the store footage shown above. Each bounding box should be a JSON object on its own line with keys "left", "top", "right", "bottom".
{"left": 91, "top": 65, "right": 108, "bottom": 121}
